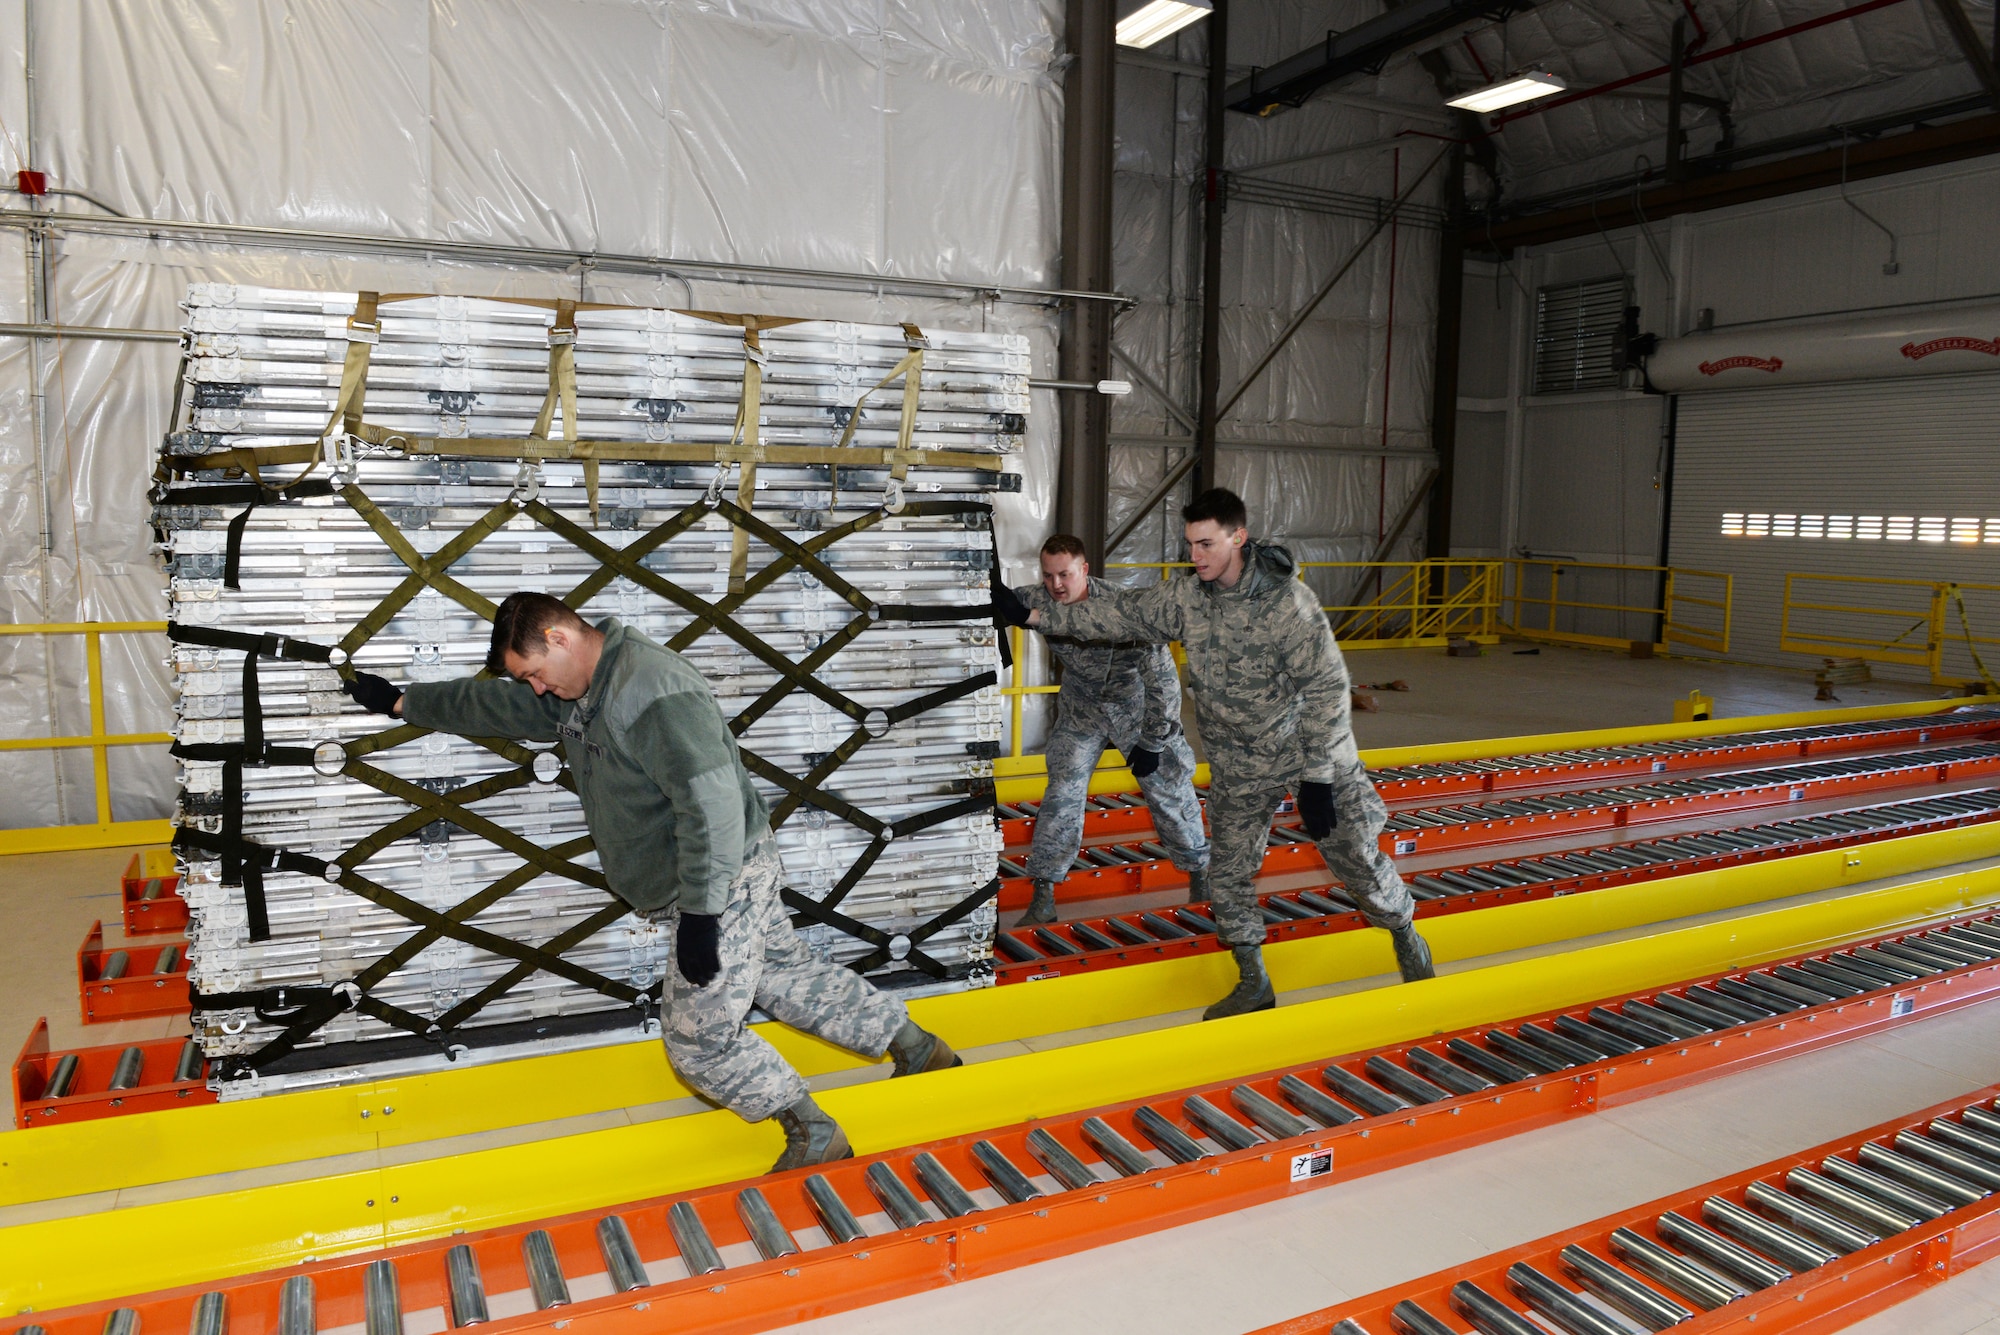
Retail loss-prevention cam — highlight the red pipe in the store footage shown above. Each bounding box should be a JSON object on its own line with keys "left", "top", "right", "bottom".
{"left": 1679, "top": 0, "right": 1710, "bottom": 55}
{"left": 1491, "top": 0, "right": 1911, "bottom": 127}
{"left": 1462, "top": 32, "right": 1493, "bottom": 81}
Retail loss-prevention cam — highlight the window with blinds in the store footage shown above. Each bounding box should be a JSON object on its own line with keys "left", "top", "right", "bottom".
{"left": 1533, "top": 276, "right": 1628, "bottom": 394}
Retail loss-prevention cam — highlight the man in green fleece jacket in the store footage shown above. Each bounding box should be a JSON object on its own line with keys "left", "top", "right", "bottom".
{"left": 994, "top": 489, "right": 1433, "bottom": 1019}
{"left": 343, "top": 592, "right": 959, "bottom": 1172}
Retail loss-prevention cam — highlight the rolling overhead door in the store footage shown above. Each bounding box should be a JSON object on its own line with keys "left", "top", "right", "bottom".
{"left": 1667, "top": 375, "right": 2000, "bottom": 683}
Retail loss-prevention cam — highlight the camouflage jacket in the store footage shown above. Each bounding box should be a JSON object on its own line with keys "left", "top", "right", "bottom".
{"left": 1036, "top": 542, "right": 1354, "bottom": 788}
{"left": 1015, "top": 577, "right": 1181, "bottom": 750}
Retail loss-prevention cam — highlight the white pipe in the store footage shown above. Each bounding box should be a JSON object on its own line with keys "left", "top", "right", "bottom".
{"left": 1646, "top": 298, "right": 2000, "bottom": 392}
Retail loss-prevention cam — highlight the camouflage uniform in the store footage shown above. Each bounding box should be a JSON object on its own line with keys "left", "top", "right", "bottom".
{"left": 1017, "top": 579, "right": 1209, "bottom": 884}
{"left": 403, "top": 619, "right": 908, "bottom": 1123}
{"left": 1037, "top": 542, "right": 1411, "bottom": 949}
{"left": 648, "top": 838, "right": 908, "bottom": 1121}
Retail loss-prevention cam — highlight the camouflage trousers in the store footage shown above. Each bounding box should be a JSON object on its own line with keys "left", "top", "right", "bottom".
{"left": 1206, "top": 755, "right": 1414, "bottom": 948}
{"left": 1023, "top": 724, "right": 1210, "bottom": 883}
{"left": 654, "top": 838, "right": 909, "bottom": 1122}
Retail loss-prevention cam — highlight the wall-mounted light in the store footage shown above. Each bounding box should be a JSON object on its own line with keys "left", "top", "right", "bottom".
{"left": 1115, "top": 0, "right": 1212, "bottom": 49}
{"left": 1445, "top": 71, "right": 1566, "bottom": 114}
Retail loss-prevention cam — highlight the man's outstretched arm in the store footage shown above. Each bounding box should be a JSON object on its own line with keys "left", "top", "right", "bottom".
{"left": 1036, "top": 579, "right": 1184, "bottom": 645}
{"left": 394, "top": 675, "right": 566, "bottom": 742}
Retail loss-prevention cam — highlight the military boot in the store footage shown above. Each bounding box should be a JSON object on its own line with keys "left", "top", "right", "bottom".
{"left": 770, "top": 1095, "right": 853, "bottom": 1172}
{"left": 1391, "top": 924, "right": 1435, "bottom": 982}
{"left": 888, "top": 1018, "right": 963, "bottom": 1076}
{"left": 1185, "top": 865, "right": 1211, "bottom": 904}
{"left": 1202, "top": 945, "right": 1276, "bottom": 1020}
{"left": 1020, "top": 878, "right": 1058, "bottom": 924}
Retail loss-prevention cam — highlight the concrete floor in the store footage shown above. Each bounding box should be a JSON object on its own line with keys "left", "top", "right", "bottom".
{"left": 4, "top": 643, "right": 1994, "bottom": 1328}
{"left": 1339, "top": 641, "right": 1944, "bottom": 751}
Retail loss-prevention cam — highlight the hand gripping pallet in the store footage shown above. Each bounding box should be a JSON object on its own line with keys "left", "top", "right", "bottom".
{"left": 31, "top": 899, "right": 2000, "bottom": 1335}
{"left": 1253, "top": 1082, "right": 2000, "bottom": 1335}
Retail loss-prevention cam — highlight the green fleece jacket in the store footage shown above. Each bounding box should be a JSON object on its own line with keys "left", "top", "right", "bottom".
{"left": 401, "top": 619, "right": 769, "bottom": 916}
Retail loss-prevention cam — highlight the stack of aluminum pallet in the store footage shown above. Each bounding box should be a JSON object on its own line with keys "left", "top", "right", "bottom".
{"left": 157, "top": 286, "right": 1021, "bottom": 1092}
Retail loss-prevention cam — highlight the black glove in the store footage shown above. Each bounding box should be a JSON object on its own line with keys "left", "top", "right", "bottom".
{"left": 1296, "top": 781, "right": 1336, "bottom": 840}
{"left": 1129, "top": 747, "right": 1161, "bottom": 780}
{"left": 676, "top": 912, "right": 722, "bottom": 988}
{"left": 991, "top": 581, "right": 1033, "bottom": 629}
{"left": 342, "top": 671, "right": 404, "bottom": 717}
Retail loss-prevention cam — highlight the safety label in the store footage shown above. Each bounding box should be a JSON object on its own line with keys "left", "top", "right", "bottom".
{"left": 1289, "top": 1149, "right": 1334, "bottom": 1183}
{"left": 1651, "top": 760, "right": 1668, "bottom": 772}
{"left": 1394, "top": 838, "right": 1418, "bottom": 856}
{"left": 1890, "top": 993, "right": 1915, "bottom": 1017}
{"left": 1789, "top": 787, "right": 1806, "bottom": 801}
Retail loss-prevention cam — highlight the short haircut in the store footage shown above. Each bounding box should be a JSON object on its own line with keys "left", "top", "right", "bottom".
{"left": 1040, "top": 533, "right": 1089, "bottom": 561}
{"left": 1183, "top": 487, "right": 1247, "bottom": 531}
{"left": 487, "top": 592, "right": 589, "bottom": 674}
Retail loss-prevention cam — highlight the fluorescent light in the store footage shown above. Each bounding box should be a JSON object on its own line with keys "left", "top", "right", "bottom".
{"left": 1446, "top": 71, "right": 1567, "bottom": 114}
{"left": 1115, "top": 0, "right": 1212, "bottom": 49}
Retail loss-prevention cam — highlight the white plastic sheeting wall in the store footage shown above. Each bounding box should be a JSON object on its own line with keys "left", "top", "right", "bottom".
{"left": 1105, "top": 1, "right": 1445, "bottom": 604}
{"left": 0, "top": 0, "right": 1066, "bottom": 830}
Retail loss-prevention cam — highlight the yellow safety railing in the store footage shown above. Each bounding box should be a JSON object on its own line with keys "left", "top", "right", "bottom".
{"left": 1498, "top": 560, "right": 1732, "bottom": 655}
{"left": 999, "top": 624, "right": 1063, "bottom": 761}
{"left": 1319, "top": 559, "right": 1502, "bottom": 648}
{"left": 0, "top": 621, "right": 174, "bottom": 855}
{"left": 1780, "top": 573, "right": 2000, "bottom": 688}
{"left": 1103, "top": 559, "right": 1504, "bottom": 649}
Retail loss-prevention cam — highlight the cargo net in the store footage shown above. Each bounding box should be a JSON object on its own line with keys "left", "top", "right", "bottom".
{"left": 154, "top": 288, "right": 1022, "bottom": 1085}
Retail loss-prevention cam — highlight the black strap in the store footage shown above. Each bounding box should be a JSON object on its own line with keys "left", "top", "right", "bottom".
{"left": 876, "top": 603, "right": 982, "bottom": 623}
{"left": 173, "top": 805, "right": 319, "bottom": 942}
{"left": 783, "top": 875, "right": 1001, "bottom": 979}
{"left": 170, "top": 622, "right": 335, "bottom": 664}
{"left": 164, "top": 479, "right": 335, "bottom": 589}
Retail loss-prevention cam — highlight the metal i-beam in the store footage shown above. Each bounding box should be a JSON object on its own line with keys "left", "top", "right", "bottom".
{"left": 1194, "top": 0, "right": 1230, "bottom": 495}
{"left": 1223, "top": 0, "right": 1536, "bottom": 116}
{"left": 1055, "top": 0, "right": 1118, "bottom": 562}
{"left": 1474, "top": 111, "right": 2000, "bottom": 250}
{"left": 1928, "top": 0, "right": 2000, "bottom": 106}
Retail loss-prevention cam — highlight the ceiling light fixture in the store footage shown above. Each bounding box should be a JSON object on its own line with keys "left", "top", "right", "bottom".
{"left": 1446, "top": 70, "right": 1566, "bottom": 114}
{"left": 1115, "top": 0, "right": 1213, "bottom": 49}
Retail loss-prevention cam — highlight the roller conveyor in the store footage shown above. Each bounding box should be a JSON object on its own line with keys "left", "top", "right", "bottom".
{"left": 1365, "top": 705, "right": 2000, "bottom": 798}
{"left": 991, "top": 786, "right": 2000, "bottom": 981}
{"left": 26, "top": 893, "right": 2000, "bottom": 1331}
{"left": 995, "top": 707, "right": 2000, "bottom": 914}
{"left": 1252, "top": 1082, "right": 2000, "bottom": 1335}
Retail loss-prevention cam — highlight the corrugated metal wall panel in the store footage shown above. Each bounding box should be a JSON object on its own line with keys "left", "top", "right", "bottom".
{"left": 1668, "top": 374, "right": 2000, "bottom": 681}
{"left": 1450, "top": 409, "right": 1508, "bottom": 555}
{"left": 1515, "top": 393, "right": 1667, "bottom": 642}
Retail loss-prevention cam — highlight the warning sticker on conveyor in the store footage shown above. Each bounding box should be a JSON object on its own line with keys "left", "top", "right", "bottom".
{"left": 1290, "top": 1149, "right": 1334, "bottom": 1182}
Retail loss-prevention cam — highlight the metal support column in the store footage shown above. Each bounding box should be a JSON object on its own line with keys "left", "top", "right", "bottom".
{"left": 1192, "top": 0, "right": 1228, "bottom": 497}
{"left": 1425, "top": 137, "right": 1465, "bottom": 562}
{"left": 1666, "top": 16, "right": 1689, "bottom": 182}
{"left": 1056, "top": 0, "right": 1117, "bottom": 561}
